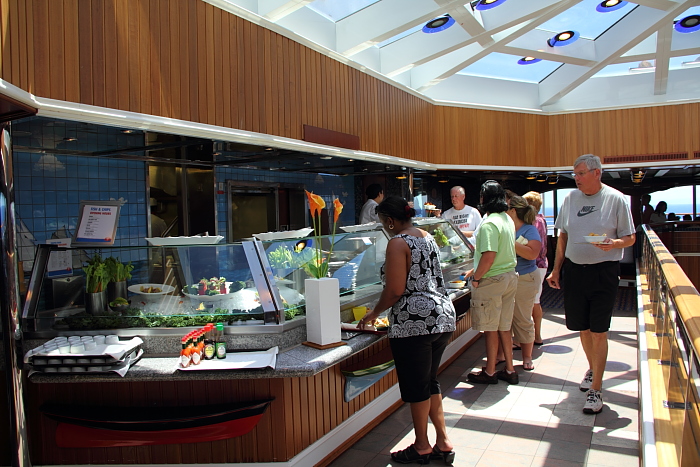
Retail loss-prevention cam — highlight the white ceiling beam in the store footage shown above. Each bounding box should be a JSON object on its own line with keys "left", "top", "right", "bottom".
{"left": 539, "top": 1, "right": 694, "bottom": 106}
{"left": 433, "top": 0, "right": 492, "bottom": 46}
{"left": 381, "top": 14, "right": 550, "bottom": 79}
{"left": 380, "top": 26, "right": 470, "bottom": 76}
{"left": 336, "top": 0, "right": 468, "bottom": 57}
{"left": 629, "top": 0, "right": 681, "bottom": 10}
{"left": 500, "top": 45, "right": 599, "bottom": 67}
{"left": 413, "top": 0, "right": 581, "bottom": 92}
{"left": 259, "top": 0, "right": 313, "bottom": 22}
{"left": 615, "top": 47, "right": 700, "bottom": 63}
{"left": 654, "top": 23, "right": 674, "bottom": 94}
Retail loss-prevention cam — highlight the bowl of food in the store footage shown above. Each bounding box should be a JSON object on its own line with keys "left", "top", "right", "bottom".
{"left": 446, "top": 280, "right": 466, "bottom": 289}
{"left": 128, "top": 283, "right": 175, "bottom": 295}
{"left": 584, "top": 233, "right": 609, "bottom": 244}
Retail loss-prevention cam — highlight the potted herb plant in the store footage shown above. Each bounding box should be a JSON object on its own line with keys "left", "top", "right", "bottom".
{"left": 105, "top": 256, "right": 134, "bottom": 303}
{"left": 84, "top": 254, "right": 111, "bottom": 315}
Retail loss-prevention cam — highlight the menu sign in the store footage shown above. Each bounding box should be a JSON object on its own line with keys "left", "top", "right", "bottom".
{"left": 74, "top": 201, "right": 122, "bottom": 246}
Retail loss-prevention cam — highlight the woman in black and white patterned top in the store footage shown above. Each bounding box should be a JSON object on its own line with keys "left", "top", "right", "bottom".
{"left": 357, "top": 196, "right": 456, "bottom": 465}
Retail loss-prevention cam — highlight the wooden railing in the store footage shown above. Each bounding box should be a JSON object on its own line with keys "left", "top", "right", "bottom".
{"left": 639, "top": 226, "right": 700, "bottom": 466}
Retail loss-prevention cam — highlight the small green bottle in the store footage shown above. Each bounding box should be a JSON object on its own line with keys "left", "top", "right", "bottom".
{"left": 215, "top": 323, "right": 227, "bottom": 359}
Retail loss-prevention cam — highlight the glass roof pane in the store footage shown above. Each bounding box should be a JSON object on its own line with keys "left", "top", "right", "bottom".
{"left": 539, "top": 0, "right": 636, "bottom": 39}
{"left": 456, "top": 52, "right": 562, "bottom": 83}
{"left": 308, "top": 0, "right": 381, "bottom": 22}
{"left": 671, "top": 54, "right": 700, "bottom": 70}
{"left": 376, "top": 24, "right": 423, "bottom": 48}
{"left": 676, "top": 5, "right": 700, "bottom": 20}
{"left": 592, "top": 60, "right": 654, "bottom": 78}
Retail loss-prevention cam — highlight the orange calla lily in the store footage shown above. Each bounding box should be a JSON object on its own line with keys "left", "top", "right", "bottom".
{"left": 305, "top": 190, "right": 326, "bottom": 217}
{"left": 333, "top": 199, "right": 344, "bottom": 223}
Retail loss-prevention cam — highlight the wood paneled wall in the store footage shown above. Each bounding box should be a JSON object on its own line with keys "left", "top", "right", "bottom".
{"left": 0, "top": 0, "right": 698, "bottom": 167}
{"left": 547, "top": 105, "right": 700, "bottom": 167}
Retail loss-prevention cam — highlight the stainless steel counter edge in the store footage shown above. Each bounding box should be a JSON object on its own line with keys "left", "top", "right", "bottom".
{"left": 27, "top": 332, "right": 385, "bottom": 383}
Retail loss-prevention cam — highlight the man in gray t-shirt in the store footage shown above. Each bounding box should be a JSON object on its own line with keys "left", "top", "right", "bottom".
{"left": 547, "top": 154, "right": 635, "bottom": 415}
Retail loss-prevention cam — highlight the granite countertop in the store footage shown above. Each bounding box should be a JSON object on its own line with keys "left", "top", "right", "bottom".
{"left": 27, "top": 332, "right": 384, "bottom": 384}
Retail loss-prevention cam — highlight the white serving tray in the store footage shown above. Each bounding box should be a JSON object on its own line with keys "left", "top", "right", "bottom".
{"left": 145, "top": 235, "right": 224, "bottom": 246}
{"left": 252, "top": 228, "right": 313, "bottom": 241}
{"left": 25, "top": 337, "right": 144, "bottom": 362}
{"left": 177, "top": 346, "right": 278, "bottom": 371}
{"left": 339, "top": 223, "right": 379, "bottom": 233}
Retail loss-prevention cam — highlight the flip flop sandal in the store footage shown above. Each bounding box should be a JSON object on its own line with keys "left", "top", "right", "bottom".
{"left": 523, "top": 361, "right": 535, "bottom": 371}
{"left": 534, "top": 341, "right": 544, "bottom": 346}
{"left": 391, "top": 445, "right": 431, "bottom": 464}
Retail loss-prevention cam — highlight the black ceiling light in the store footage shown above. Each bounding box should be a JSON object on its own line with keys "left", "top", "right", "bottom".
{"left": 675, "top": 15, "right": 700, "bottom": 34}
{"left": 536, "top": 174, "right": 547, "bottom": 182}
{"left": 547, "top": 30, "right": 580, "bottom": 47}
{"left": 518, "top": 56, "right": 542, "bottom": 65}
{"left": 525, "top": 173, "right": 537, "bottom": 180}
{"left": 474, "top": 0, "right": 508, "bottom": 11}
{"left": 596, "top": 0, "right": 628, "bottom": 13}
{"left": 422, "top": 15, "right": 455, "bottom": 34}
{"left": 547, "top": 175, "right": 559, "bottom": 185}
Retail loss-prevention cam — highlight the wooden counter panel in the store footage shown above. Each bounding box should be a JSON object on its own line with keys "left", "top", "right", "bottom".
{"left": 22, "top": 321, "right": 474, "bottom": 465}
{"left": 24, "top": 338, "right": 400, "bottom": 464}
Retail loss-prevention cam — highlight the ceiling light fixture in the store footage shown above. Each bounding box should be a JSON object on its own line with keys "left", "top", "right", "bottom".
{"left": 631, "top": 170, "right": 645, "bottom": 183}
{"left": 320, "top": 156, "right": 333, "bottom": 160}
{"left": 396, "top": 175, "right": 407, "bottom": 180}
{"left": 122, "top": 129, "right": 135, "bottom": 134}
{"left": 675, "top": 15, "right": 700, "bottom": 34}
{"left": 681, "top": 56, "right": 700, "bottom": 68}
{"left": 62, "top": 137, "right": 77, "bottom": 142}
{"left": 547, "top": 30, "right": 580, "bottom": 47}
{"left": 422, "top": 15, "right": 455, "bottom": 34}
{"left": 629, "top": 60, "right": 655, "bottom": 73}
{"left": 438, "top": 177, "right": 449, "bottom": 183}
{"left": 596, "top": 0, "right": 627, "bottom": 13}
{"left": 525, "top": 173, "right": 537, "bottom": 180}
{"left": 547, "top": 175, "right": 559, "bottom": 185}
{"left": 474, "top": 0, "right": 508, "bottom": 11}
{"left": 518, "top": 56, "right": 542, "bottom": 65}
{"left": 536, "top": 174, "right": 547, "bottom": 183}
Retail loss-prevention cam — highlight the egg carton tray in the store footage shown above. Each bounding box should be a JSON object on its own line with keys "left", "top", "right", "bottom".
{"left": 28, "top": 349, "right": 144, "bottom": 377}
{"left": 24, "top": 337, "right": 143, "bottom": 363}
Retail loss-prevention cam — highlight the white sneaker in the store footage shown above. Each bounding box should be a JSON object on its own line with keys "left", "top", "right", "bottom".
{"left": 579, "top": 369, "right": 593, "bottom": 392}
{"left": 583, "top": 389, "right": 603, "bottom": 414}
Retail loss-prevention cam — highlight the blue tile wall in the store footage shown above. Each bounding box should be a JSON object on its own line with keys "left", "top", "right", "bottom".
{"left": 215, "top": 167, "right": 356, "bottom": 242}
{"left": 13, "top": 151, "right": 149, "bottom": 263}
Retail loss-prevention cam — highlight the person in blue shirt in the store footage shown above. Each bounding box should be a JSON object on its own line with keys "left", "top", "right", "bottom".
{"left": 506, "top": 192, "right": 541, "bottom": 371}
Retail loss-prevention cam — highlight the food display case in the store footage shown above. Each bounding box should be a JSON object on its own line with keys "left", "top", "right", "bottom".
{"left": 21, "top": 218, "right": 473, "bottom": 338}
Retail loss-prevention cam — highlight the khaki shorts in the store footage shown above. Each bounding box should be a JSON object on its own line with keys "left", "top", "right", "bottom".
{"left": 512, "top": 270, "right": 538, "bottom": 344}
{"left": 470, "top": 271, "right": 518, "bottom": 332}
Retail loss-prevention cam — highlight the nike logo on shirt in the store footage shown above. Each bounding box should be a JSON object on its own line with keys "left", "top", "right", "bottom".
{"left": 577, "top": 206, "right": 597, "bottom": 217}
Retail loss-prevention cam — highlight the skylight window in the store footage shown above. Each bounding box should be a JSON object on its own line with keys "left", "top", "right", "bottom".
{"left": 307, "top": 0, "right": 381, "bottom": 22}
{"left": 593, "top": 61, "right": 650, "bottom": 78}
{"left": 672, "top": 54, "right": 700, "bottom": 69}
{"left": 376, "top": 24, "right": 423, "bottom": 48}
{"left": 675, "top": 6, "right": 700, "bottom": 21}
{"left": 457, "top": 53, "right": 562, "bottom": 83}
{"left": 539, "top": 0, "right": 635, "bottom": 39}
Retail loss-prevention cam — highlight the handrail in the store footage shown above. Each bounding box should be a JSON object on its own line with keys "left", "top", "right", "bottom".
{"left": 639, "top": 226, "right": 700, "bottom": 466}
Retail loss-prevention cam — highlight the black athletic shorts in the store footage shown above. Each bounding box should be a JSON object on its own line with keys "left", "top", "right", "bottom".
{"left": 563, "top": 259, "right": 619, "bottom": 333}
{"left": 389, "top": 332, "right": 452, "bottom": 403}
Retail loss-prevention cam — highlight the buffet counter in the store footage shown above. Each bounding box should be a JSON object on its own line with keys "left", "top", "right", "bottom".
{"left": 18, "top": 219, "right": 476, "bottom": 465}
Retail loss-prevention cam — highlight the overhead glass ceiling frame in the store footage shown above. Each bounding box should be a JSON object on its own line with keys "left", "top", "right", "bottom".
{"left": 213, "top": 0, "right": 700, "bottom": 113}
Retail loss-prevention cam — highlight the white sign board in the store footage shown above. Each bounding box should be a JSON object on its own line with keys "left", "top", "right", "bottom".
{"left": 73, "top": 201, "right": 122, "bottom": 246}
